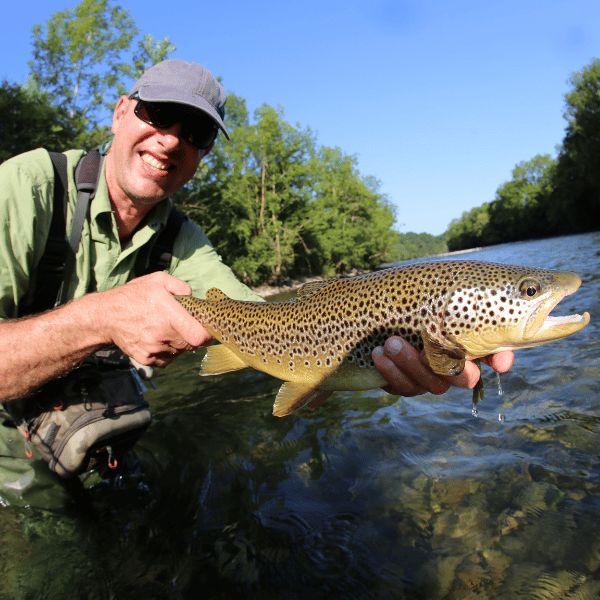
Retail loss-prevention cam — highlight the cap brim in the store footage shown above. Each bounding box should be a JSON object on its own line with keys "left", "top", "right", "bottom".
{"left": 136, "top": 84, "right": 231, "bottom": 140}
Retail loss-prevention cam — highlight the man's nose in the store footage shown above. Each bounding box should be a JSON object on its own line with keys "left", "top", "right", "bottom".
{"left": 156, "top": 122, "right": 184, "bottom": 149}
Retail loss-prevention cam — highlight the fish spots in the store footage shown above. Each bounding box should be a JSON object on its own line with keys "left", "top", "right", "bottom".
{"left": 177, "top": 260, "right": 562, "bottom": 384}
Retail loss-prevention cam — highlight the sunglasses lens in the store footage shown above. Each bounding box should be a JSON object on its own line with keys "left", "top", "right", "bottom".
{"left": 185, "top": 123, "right": 218, "bottom": 150}
{"left": 134, "top": 98, "right": 218, "bottom": 149}
{"left": 135, "top": 101, "right": 172, "bottom": 129}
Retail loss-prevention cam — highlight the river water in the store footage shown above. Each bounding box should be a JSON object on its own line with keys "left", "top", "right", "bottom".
{"left": 1, "top": 232, "right": 599, "bottom": 599}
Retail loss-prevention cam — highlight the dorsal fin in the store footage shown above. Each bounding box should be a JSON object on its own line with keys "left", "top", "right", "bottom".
{"left": 296, "top": 279, "right": 335, "bottom": 299}
{"left": 206, "top": 288, "right": 230, "bottom": 302}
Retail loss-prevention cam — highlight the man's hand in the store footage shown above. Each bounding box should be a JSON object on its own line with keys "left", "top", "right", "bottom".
{"left": 372, "top": 336, "right": 514, "bottom": 396}
{"left": 97, "top": 272, "right": 212, "bottom": 367}
{"left": 0, "top": 273, "right": 212, "bottom": 401}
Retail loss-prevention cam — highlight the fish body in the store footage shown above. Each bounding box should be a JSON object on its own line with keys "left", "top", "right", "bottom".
{"left": 176, "top": 261, "right": 589, "bottom": 416}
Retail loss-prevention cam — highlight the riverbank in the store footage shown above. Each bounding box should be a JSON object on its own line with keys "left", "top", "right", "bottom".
{"left": 251, "top": 275, "right": 329, "bottom": 298}
{"left": 251, "top": 268, "right": 371, "bottom": 298}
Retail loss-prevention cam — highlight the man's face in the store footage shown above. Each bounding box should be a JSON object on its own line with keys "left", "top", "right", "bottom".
{"left": 106, "top": 96, "right": 208, "bottom": 206}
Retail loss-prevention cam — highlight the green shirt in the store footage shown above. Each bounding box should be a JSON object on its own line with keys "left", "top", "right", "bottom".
{"left": 0, "top": 147, "right": 262, "bottom": 319}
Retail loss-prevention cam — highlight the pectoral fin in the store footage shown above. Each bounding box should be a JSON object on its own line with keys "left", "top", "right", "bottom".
{"left": 421, "top": 328, "right": 466, "bottom": 376}
{"left": 273, "top": 383, "right": 329, "bottom": 417}
{"left": 200, "top": 344, "right": 249, "bottom": 375}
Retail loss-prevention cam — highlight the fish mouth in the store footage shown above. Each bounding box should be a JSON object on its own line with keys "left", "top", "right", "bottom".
{"left": 521, "top": 271, "right": 590, "bottom": 346}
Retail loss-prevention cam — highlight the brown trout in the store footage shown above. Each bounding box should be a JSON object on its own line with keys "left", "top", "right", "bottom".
{"left": 176, "top": 261, "right": 590, "bottom": 417}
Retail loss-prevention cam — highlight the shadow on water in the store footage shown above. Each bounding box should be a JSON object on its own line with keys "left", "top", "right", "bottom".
{"left": 2, "top": 232, "right": 600, "bottom": 599}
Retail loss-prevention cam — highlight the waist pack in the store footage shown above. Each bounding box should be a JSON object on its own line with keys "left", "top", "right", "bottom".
{"left": 2, "top": 360, "right": 152, "bottom": 478}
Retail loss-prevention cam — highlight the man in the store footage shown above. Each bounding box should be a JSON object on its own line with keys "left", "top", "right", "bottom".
{"left": 0, "top": 59, "right": 260, "bottom": 403}
{"left": 0, "top": 59, "right": 513, "bottom": 484}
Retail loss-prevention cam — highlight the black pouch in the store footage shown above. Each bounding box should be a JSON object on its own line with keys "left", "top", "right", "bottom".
{"left": 3, "top": 366, "right": 152, "bottom": 478}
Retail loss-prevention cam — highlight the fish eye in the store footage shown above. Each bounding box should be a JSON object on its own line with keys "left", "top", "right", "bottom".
{"left": 519, "top": 278, "right": 540, "bottom": 298}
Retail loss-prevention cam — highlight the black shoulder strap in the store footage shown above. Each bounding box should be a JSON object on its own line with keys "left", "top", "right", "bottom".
{"left": 54, "top": 149, "right": 103, "bottom": 307}
{"left": 145, "top": 208, "right": 188, "bottom": 274}
{"left": 18, "top": 153, "right": 69, "bottom": 317}
{"left": 49, "top": 152, "right": 69, "bottom": 236}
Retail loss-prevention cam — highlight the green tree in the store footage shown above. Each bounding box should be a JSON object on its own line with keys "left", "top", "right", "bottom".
{"left": 224, "top": 104, "right": 316, "bottom": 284}
{"left": 0, "top": 80, "right": 76, "bottom": 163}
{"left": 28, "top": 0, "right": 175, "bottom": 149}
{"left": 175, "top": 98, "right": 397, "bottom": 285}
{"left": 387, "top": 231, "right": 447, "bottom": 262}
{"left": 486, "top": 154, "right": 556, "bottom": 243}
{"left": 445, "top": 58, "right": 600, "bottom": 249}
{"left": 445, "top": 204, "right": 491, "bottom": 251}
{"left": 176, "top": 101, "right": 316, "bottom": 285}
{"left": 550, "top": 57, "right": 600, "bottom": 233}
{"left": 445, "top": 154, "right": 557, "bottom": 251}
{"left": 307, "top": 146, "right": 396, "bottom": 277}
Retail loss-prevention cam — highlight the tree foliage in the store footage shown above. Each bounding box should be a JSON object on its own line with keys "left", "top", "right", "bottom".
{"left": 0, "top": 80, "right": 75, "bottom": 163}
{"left": 445, "top": 154, "right": 556, "bottom": 250}
{"left": 28, "top": 0, "right": 175, "bottom": 149}
{"left": 549, "top": 57, "right": 600, "bottom": 232}
{"left": 387, "top": 231, "right": 447, "bottom": 262}
{"left": 306, "top": 147, "right": 396, "bottom": 277}
{"left": 175, "top": 101, "right": 396, "bottom": 284}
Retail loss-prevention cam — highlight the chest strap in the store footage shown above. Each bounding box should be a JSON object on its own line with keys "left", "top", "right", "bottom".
{"left": 19, "top": 150, "right": 187, "bottom": 316}
{"left": 54, "top": 149, "right": 103, "bottom": 307}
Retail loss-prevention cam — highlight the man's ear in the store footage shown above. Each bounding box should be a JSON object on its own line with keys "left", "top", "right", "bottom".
{"left": 111, "top": 95, "right": 131, "bottom": 134}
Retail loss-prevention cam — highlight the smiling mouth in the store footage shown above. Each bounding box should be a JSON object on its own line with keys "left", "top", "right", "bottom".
{"left": 141, "top": 152, "right": 172, "bottom": 171}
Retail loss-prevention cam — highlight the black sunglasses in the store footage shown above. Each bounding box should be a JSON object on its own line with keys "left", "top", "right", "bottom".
{"left": 130, "top": 93, "right": 218, "bottom": 150}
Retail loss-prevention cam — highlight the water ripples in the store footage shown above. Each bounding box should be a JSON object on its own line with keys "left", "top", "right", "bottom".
{"left": 2, "top": 233, "right": 600, "bottom": 599}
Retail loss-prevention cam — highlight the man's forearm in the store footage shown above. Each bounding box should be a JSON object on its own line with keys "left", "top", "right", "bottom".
{"left": 0, "top": 294, "right": 107, "bottom": 402}
{"left": 0, "top": 273, "right": 214, "bottom": 402}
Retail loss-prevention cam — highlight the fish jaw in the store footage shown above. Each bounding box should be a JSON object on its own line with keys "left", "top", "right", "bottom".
{"left": 453, "top": 270, "right": 590, "bottom": 357}
{"left": 520, "top": 271, "right": 589, "bottom": 345}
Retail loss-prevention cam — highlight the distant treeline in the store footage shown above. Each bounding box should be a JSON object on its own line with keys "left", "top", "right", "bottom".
{"left": 446, "top": 58, "right": 600, "bottom": 251}
{"left": 387, "top": 231, "right": 447, "bottom": 262}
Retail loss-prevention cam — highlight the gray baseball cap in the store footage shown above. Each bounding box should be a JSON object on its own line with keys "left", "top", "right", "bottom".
{"left": 128, "top": 59, "right": 230, "bottom": 140}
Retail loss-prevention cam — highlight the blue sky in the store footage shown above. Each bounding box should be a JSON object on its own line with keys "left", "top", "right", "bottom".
{"left": 4, "top": 0, "right": 600, "bottom": 235}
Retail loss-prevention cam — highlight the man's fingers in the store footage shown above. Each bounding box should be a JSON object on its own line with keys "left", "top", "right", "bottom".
{"left": 372, "top": 346, "right": 428, "bottom": 396}
{"left": 135, "top": 271, "right": 193, "bottom": 297}
{"left": 482, "top": 351, "right": 514, "bottom": 373}
{"left": 135, "top": 272, "right": 211, "bottom": 349}
{"left": 166, "top": 293, "right": 211, "bottom": 348}
{"left": 372, "top": 335, "right": 516, "bottom": 397}
{"left": 103, "top": 273, "right": 212, "bottom": 361}
{"left": 442, "top": 352, "right": 515, "bottom": 389}
{"left": 442, "top": 360, "right": 482, "bottom": 389}
{"left": 373, "top": 337, "right": 450, "bottom": 396}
